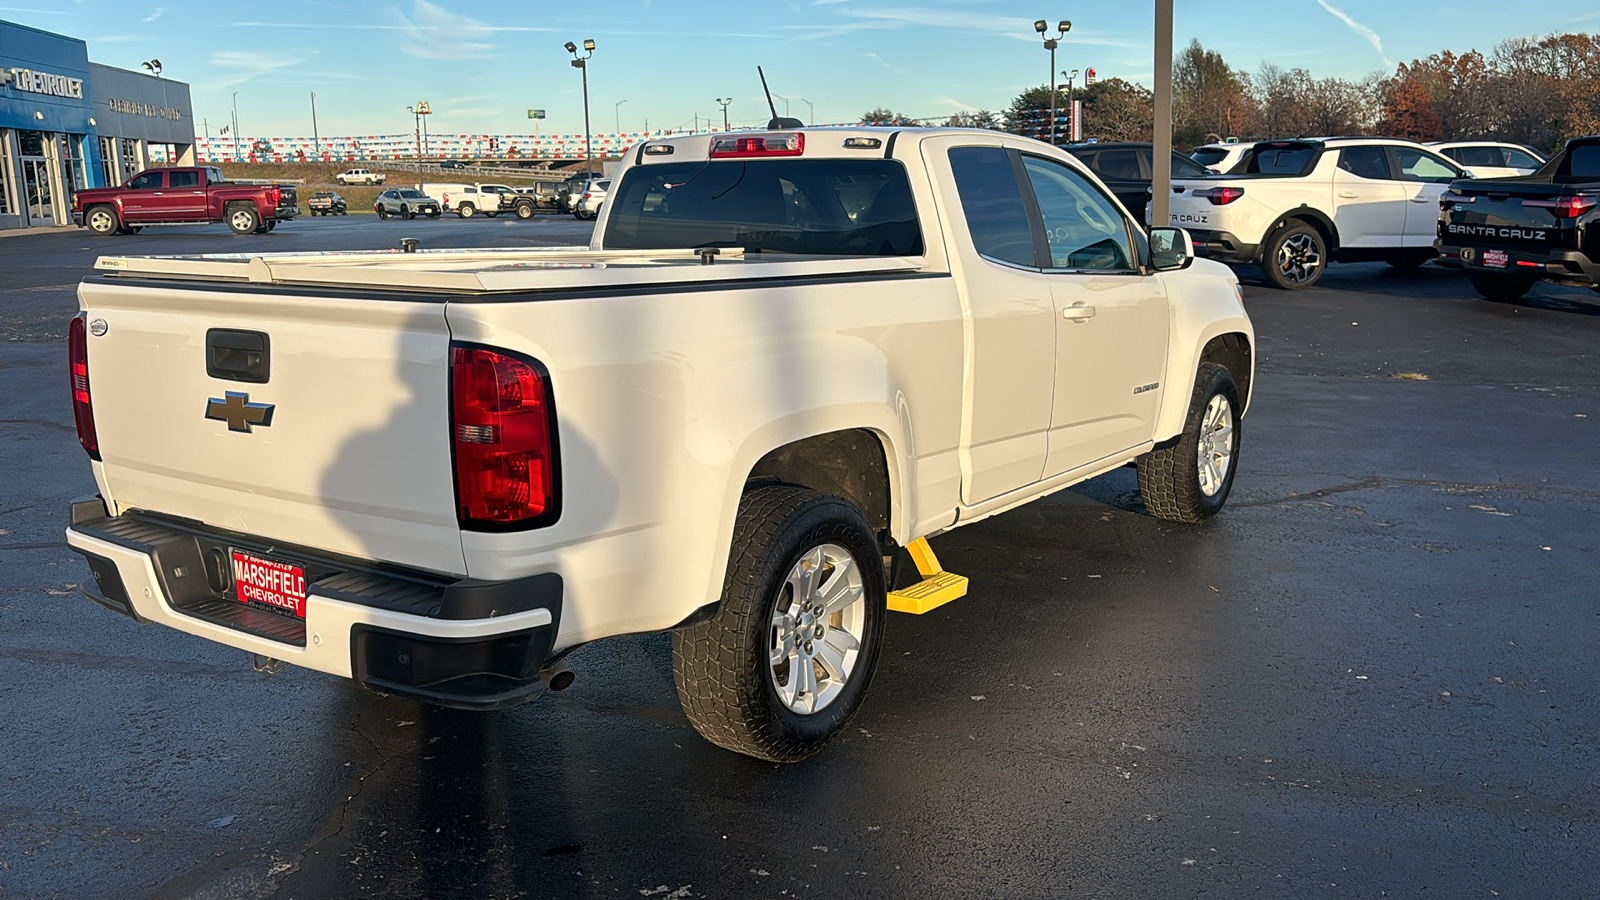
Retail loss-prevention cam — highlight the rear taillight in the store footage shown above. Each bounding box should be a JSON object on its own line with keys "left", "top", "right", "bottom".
{"left": 450, "top": 345, "right": 559, "bottom": 528}
{"left": 270, "top": 186, "right": 281, "bottom": 206}
{"left": 1193, "top": 186, "right": 1245, "bottom": 205}
{"left": 68, "top": 315, "right": 99, "bottom": 460}
{"left": 710, "top": 132, "right": 804, "bottom": 159}
{"left": 1523, "top": 196, "right": 1597, "bottom": 218}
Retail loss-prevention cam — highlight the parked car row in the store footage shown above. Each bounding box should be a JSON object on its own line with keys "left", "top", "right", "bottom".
{"left": 1153, "top": 133, "right": 1597, "bottom": 300}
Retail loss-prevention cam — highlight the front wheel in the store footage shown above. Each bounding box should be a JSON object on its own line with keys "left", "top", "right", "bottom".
{"left": 401, "top": 205, "right": 414, "bottom": 220}
{"left": 515, "top": 202, "right": 535, "bottom": 220}
{"left": 86, "top": 205, "right": 119, "bottom": 236}
{"left": 376, "top": 207, "right": 388, "bottom": 219}
{"left": 1468, "top": 272, "right": 1535, "bottom": 302}
{"left": 484, "top": 211, "right": 498, "bottom": 218}
{"left": 227, "top": 205, "right": 260, "bottom": 235}
{"left": 672, "top": 486, "right": 886, "bottom": 763}
{"left": 1137, "top": 362, "right": 1242, "bottom": 523}
{"left": 1260, "top": 221, "right": 1325, "bottom": 290}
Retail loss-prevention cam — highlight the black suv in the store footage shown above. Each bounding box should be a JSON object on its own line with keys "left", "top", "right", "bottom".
{"left": 1065, "top": 142, "right": 1212, "bottom": 223}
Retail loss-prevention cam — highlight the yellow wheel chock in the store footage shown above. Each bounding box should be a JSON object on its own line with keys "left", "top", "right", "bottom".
{"left": 886, "top": 536, "right": 969, "bottom": 614}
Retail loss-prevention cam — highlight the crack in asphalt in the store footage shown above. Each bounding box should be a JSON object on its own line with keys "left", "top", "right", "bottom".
{"left": 0, "top": 418, "right": 75, "bottom": 433}
{"left": 1234, "top": 475, "right": 1600, "bottom": 507}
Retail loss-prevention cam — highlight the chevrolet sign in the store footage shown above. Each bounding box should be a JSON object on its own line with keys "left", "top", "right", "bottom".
{"left": 1, "top": 66, "right": 85, "bottom": 99}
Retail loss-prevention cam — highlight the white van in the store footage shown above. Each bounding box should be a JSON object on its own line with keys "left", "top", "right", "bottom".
{"left": 417, "top": 183, "right": 502, "bottom": 218}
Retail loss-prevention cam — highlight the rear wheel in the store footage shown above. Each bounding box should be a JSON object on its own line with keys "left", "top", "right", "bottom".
{"left": 672, "top": 486, "right": 886, "bottom": 763}
{"left": 458, "top": 202, "right": 477, "bottom": 219}
{"left": 1137, "top": 363, "right": 1242, "bottom": 523}
{"left": 227, "top": 204, "right": 260, "bottom": 235}
{"left": 85, "top": 205, "right": 119, "bottom": 236}
{"left": 1260, "top": 221, "right": 1325, "bottom": 290}
{"left": 1469, "top": 272, "right": 1536, "bottom": 302}
{"left": 484, "top": 210, "right": 498, "bottom": 218}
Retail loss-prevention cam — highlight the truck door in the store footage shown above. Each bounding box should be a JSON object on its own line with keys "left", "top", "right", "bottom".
{"left": 164, "top": 169, "right": 208, "bottom": 218}
{"left": 118, "top": 170, "right": 165, "bottom": 221}
{"left": 1015, "top": 153, "right": 1170, "bottom": 475}
{"left": 1390, "top": 146, "right": 1461, "bottom": 247}
{"left": 923, "top": 136, "right": 1055, "bottom": 505}
{"left": 1331, "top": 146, "right": 1408, "bottom": 248}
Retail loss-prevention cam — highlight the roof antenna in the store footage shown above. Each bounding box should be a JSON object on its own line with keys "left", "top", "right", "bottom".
{"left": 758, "top": 66, "right": 804, "bottom": 130}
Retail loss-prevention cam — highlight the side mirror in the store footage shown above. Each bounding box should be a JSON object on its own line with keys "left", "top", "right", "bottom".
{"left": 1149, "top": 226, "right": 1194, "bottom": 271}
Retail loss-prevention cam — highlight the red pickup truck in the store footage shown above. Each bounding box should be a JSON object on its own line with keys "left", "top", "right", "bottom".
{"left": 72, "top": 167, "right": 299, "bottom": 236}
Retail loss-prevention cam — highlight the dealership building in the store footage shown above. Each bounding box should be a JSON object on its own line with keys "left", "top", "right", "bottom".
{"left": 1, "top": 19, "right": 194, "bottom": 231}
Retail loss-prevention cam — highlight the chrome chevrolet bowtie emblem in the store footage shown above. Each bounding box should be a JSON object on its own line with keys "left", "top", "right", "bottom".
{"left": 206, "top": 391, "right": 275, "bottom": 433}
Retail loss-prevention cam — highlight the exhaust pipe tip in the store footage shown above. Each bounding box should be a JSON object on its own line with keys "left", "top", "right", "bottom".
{"left": 539, "top": 662, "right": 575, "bottom": 692}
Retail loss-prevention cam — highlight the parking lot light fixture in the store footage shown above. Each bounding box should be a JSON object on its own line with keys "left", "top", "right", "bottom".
{"left": 716, "top": 98, "right": 731, "bottom": 132}
{"left": 1035, "top": 19, "right": 1071, "bottom": 144}
{"left": 566, "top": 39, "right": 597, "bottom": 177}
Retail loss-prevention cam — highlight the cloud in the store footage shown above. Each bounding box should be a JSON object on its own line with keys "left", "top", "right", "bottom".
{"left": 142, "top": 7, "right": 167, "bottom": 23}
{"left": 1314, "top": 0, "right": 1395, "bottom": 69}
{"left": 208, "top": 49, "right": 306, "bottom": 88}
{"left": 393, "top": 0, "right": 494, "bottom": 59}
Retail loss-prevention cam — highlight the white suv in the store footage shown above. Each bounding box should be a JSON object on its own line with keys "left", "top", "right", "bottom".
{"left": 1159, "top": 137, "right": 1466, "bottom": 289}
{"left": 1427, "top": 141, "right": 1546, "bottom": 179}
{"left": 1189, "top": 142, "right": 1251, "bottom": 174}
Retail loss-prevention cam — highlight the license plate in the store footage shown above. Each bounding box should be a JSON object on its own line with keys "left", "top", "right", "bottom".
{"left": 1483, "top": 249, "right": 1509, "bottom": 268}
{"left": 231, "top": 550, "right": 307, "bottom": 618}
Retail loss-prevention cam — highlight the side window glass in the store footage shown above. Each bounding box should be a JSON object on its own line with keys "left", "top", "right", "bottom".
{"left": 168, "top": 171, "right": 199, "bottom": 189}
{"left": 1459, "top": 146, "right": 1502, "bottom": 168}
{"left": 1503, "top": 148, "right": 1541, "bottom": 169}
{"left": 128, "top": 172, "right": 163, "bottom": 190}
{"left": 948, "top": 146, "right": 1037, "bottom": 268}
{"left": 1095, "top": 150, "right": 1142, "bottom": 180}
{"left": 1394, "top": 148, "right": 1458, "bottom": 183}
{"left": 1021, "top": 155, "right": 1134, "bottom": 271}
{"left": 1338, "top": 146, "right": 1390, "bottom": 180}
{"left": 1173, "top": 154, "right": 1210, "bottom": 178}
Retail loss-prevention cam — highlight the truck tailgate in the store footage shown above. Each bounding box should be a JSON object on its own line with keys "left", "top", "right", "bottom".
{"left": 79, "top": 279, "right": 465, "bottom": 574}
{"left": 1440, "top": 180, "right": 1582, "bottom": 253}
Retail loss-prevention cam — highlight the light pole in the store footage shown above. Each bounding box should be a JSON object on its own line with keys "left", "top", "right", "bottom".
{"left": 796, "top": 97, "right": 814, "bottom": 124}
{"left": 407, "top": 102, "right": 431, "bottom": 188}
{"left": 231, "top": 91, "right": 241, "bottom": 160}
{"left": 1033, "top": 19, "right": 1071, "bottom": 144}
{"left": 614, "top": 98, "right": 627, "bottom": 136}
{"left": 310, "top": 90, "right": 320, "bottom": 159}
{"left": 1061, "top": 68, "right": 1079, "bottom": 141}
{"left": 140, "top": 59, "right": 162, "bottom": 77}
{"left": 715, "top": 97, "right": 731, "bottom": 132}
{"left": 565, "top": 39, "right": 596, "bottom": 177}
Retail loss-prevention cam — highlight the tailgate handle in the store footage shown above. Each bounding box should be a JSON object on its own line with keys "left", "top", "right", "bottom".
{"left": 206, "top": 329, "right": 271, "bottom": 384}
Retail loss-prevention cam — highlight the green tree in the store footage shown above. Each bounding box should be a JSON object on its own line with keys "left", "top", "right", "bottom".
{"left": 1173, "top": 39, "right": 1254, "bottom": 147}
{"left": 859, "top": 108, "right": 918, "bottom": 126}
{"left": 944, "top": 109, "right": 1000, "bottom": 129}
{"left": 1079, "top": 78, "right": 1153, "bottom": 142}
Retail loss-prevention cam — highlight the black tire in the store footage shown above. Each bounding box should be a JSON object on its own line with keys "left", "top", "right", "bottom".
{"left": 85, "top": 205, "right": 119, "bottom": 236}
{"left": 484, "top": 211, "right": 498, "bottom": 218}
{"left": 265, "top": 220, "right": 277, "bottom": 232}
{"left": 515, "top": 202, "right": 535, "bottom": 220}
{"left": 458, "top": 202, "right": 476, "bottom": 219}
{"left": 402, "top": 205, "right": 414, "bottom": 220}
{"left": 1468, "top": 272, "right": 1535, "bottom": 302}
{"left": 1386, "top": 251, "right": 1433, "bottom": 269}
{"left": 226, "top": 204, "right": 260, "bottom": 235}
{"left": 672, "top": 486, "right": 887, "bottom": 763}
{"left": 1259, "top": 220, "right": 1326, "bottom": 290}
{"left": 1137, "top": 362, "right": 1243, "bottom": 524}
{"left": 121, "top": 226, "right": 142, "bottom": 234}
{"left": 377, "top": 207, "right": 388, "bottom": 219}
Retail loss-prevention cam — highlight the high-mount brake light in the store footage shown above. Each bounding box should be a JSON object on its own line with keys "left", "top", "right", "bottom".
{"left": 843, "top": 137, "right": 882, "bottom": 150}
{"left": 709, "top": 132, "right": 804, "bottom": 159}
{"left": 68, "top": 315, "right": 99, "bottom": 460}
{"left": 1523, "top": 196, "right": 1597, "bottom": 218}
{"left": 1193, "top": 186, "right": 1245, "bottom": 205}
{"left": 643, "top": 143, "right": 675, "bottom": 156}
{"left": 450, "top": 345, "right": 559, "bottom": 528}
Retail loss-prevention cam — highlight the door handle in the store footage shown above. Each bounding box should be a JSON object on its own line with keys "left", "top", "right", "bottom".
{"left": 1337, "top": 192, "right": 1359, "bottom": 199}
{"left": 1409, "top": 196, "right": 1432, "bottom": 203}
{"left": 192, "top": 191, "right": 205, "bottom": 195}
{"left": 152, "top": 191, "right": 165, "bottom": 196}
{"left": 1061, "top": 305, "right": 1096, "bottom": 322}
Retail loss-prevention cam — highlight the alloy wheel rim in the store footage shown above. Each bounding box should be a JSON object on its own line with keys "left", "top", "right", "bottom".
{"left": 89, "top": 210, "right": 113, "bottom": 231}
{"left": 769, "top": 543, "right": 866, "bottom": 715}
{"left": 1196, "top": 394, "right": 1235, "bottom": 497}
{"left": 1276, "top": 232, "right": 1321, "bottom": 284}
{"left": 230, "top": 210, "right": 253, "bottom": 231}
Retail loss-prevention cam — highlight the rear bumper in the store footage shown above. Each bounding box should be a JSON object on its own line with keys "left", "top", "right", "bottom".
{"left": 274, "top": 205, "right": 300, "bottom": 220}
{"left": 1186, "top": 228, "right": 1259, "bottom": 264}
{"left": 1434, "top": 242, "right": 1600, "bottom": 285}
{"left": 64, "top": 498, "right": 562, "bottom": 710}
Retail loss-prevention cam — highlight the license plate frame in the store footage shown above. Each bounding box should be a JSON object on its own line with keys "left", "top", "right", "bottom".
{"left": 1482, "top": 249, "right": 1509, "bottom": 269}
{"left": 230, "top": 549, "right": 308, "bottom": 619}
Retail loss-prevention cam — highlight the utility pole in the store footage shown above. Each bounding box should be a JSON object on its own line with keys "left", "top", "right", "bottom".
{"left": 565, "top": 40, "right": 596, "bottom": 177}
{"left": 310, "top": 91, "right": 320, "bottom": 159}
{"left": 1151, "top": 0, "right": 1174, "bottom": 227}
{"left": 231, "top": 91, "right": 241, "bottom": 160}
{"left": 715, "top": 98, "right": 731, "bottom": 132}
{"left": 615, "top": 98, "right": 627, "bottom": 135}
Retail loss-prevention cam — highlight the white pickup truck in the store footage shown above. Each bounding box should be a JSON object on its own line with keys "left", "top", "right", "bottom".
{"left": 66, "top": 127, "right": 1254, "bottom": 762}
{"left": 335, "top": 168, "right": 386, "bottom": 186}
{"left": 1160, "top": 137, "right": 1467, "bottom": 289}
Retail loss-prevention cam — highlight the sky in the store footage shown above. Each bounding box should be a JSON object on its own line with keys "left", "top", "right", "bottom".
{"left": 2, "top": 0, "right": 1597, "bottom": 138}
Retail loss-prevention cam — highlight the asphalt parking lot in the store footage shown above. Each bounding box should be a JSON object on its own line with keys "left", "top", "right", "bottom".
{"left": 1, "top": 217, "right": 1596, "bottom": 899}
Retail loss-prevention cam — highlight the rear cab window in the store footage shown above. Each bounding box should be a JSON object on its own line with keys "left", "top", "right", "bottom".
{"left": 1244, "top": 141, "right": 1321, "bottom": 176}
{"left": 603, "top": 158, "right": 923, "bottom": 256}
{"left": 1557, "top": 143, "right": 1600, "bottom": 183}
{"left": 1191, "top": 147, "right": 1229, "bottom": 168}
